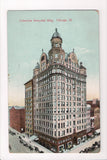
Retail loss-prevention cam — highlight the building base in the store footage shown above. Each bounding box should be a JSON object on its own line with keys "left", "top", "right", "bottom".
{"left": 35, "top": 130, "right": 87, "bottom": 152}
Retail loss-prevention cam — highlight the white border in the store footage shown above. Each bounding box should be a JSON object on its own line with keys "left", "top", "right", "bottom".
{"left": 0, "top": 0, "right": 107, "bottom": 160}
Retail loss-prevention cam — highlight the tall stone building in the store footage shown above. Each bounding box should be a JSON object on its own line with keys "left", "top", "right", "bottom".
{"left": 25, "top": 29, "right": 88, "bottom": 152}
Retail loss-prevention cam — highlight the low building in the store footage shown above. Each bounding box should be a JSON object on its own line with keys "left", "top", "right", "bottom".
{"left": 9, "top": 106, "right": 25, "bottom": 132}
{"left": 93, "top": 107, "right": 100, "bottom": 130}
{"left": 87, "top": 99, "right": 100, "bottom": 131}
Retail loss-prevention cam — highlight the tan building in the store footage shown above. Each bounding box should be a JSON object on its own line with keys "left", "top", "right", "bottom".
{"left": 25, "top": 29, "right": 89, "bottom": 152}
{"left": 24, "top": 79, "right": 34, "bottom": 136}
{"left": 87, "top": 99, "right": 100, "bottom": 131}
{"left": 94, "top": 107, "right": 100, "bottom": 130}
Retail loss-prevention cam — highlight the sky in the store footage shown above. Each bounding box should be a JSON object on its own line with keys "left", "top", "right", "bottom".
{"left": 8, "top": 10, "right": 100, "bottom": 106}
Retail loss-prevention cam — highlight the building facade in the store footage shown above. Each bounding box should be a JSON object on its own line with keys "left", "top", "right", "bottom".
{"left": 86, "top": 104, "right": 91, "bottom": 133}
{"left": 94, "top": 107, "right": 100, "bottom": 130}
{"left": 10, "top": 107, "right": 25, "bottom": 133}
{"left": 87, "top": 99, "right": 100, "bottom": 131}
{"left": 25, "top": 29, "right": 89, "bottom": 152}
{"left": 24, "top": 79, "right": 34, "bottom": 137}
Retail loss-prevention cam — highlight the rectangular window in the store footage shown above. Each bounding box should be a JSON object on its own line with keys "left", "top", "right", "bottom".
{"left": 58, "top": 116, "right": 60, "bottom": 121}
{"left": 67, "top": 129, "right": 69, "bottom": 133}
{"left": 58, "top": 123, "right": 60, "bottom": 128}
{"left": 55, "top": 131, "right": 56, "bottom": 136}
{"left": 54, "top": 124, "right": 56, "bottom": 129}
{"left": 58, "top": 108, "right": 60, "bottom": 113}
{"left": 62, "top": 130, "right": 65, "bottom": 136}
{"left": 58, "top": 131, "right": 60, "bottom": 136}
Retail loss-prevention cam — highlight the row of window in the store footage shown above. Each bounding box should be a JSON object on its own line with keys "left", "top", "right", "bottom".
{"left": 37, "top": 70, "right": 86, "bottom": 84}
{"left": 35, "top": 106, "right": 87, "bottom": 114}
{"left": 35, "top": 124, "right": 86, "bottom": 137}
{"left": 25, "top": 89, "right": 32, "bottom": 98}
{"left": 25, "top": 119, "right": 32, "bottom": 123}
{"left": 35, "top": 114, "right": 87, "bottom": 123}
{"left": 35, "top": 100, "right": 84, "bottom": 107}
{"left": 25, "top": 111, "right": 32, "bottom": 115}
{"left": 25, "top": 123, "right": 32, "bottom": 128}
{"left": 25, "top": 128, "right": 32, "bottom": 133}
{"left": 38, "top": 82, "right": 83, "bottom": 92}
{"left": 39, "top": 134, "right": 72, "bottom": 144}
{"left": 25, "top": 103, "right": 32, "bottom": 106}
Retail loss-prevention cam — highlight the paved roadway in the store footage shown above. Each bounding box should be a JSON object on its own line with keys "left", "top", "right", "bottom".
{"left": 67, "top": 135, "right": 100, "bottom": 153}
{"left": 88, "top": 148, "right": 100, "bottom": 153}
{"left": 9, "top": 127, "right": 100, "bottom": 153}
{"left": 9, "top": 133, "right": 38, "bottom": 153}
{"left": 9, "top": 132, "right": 100, "bottom": 153}
{"left": 9, "top": 128, "right": 52, "bottom": 153}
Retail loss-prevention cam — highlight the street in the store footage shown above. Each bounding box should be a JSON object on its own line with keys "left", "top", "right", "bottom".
{"left": 9, "top": 127, "right": 100, "bottom": 153}
{"left": 9, "top": 133, "right": 38, "bottom": 153}
{"left": 67, "top": 135, "right": 100, "bottom": 153}
{"left": 9, "top": 128, "right": 52, "bottom": 153}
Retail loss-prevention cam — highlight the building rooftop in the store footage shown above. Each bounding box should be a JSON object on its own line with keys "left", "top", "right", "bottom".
{"left": 24, "top": 79, "right": 33, "bottom": 85}
{"left": 35, "top": 62, "right": 40, "bottom": 69}
{"left": 80, "top": 62, "right": 86, "bottom": 69}
{"left": 9, "top": 106, "right": 25, "bottom": 110}
{"left": 51, "top": 28, "right": 62, "bottom": 41}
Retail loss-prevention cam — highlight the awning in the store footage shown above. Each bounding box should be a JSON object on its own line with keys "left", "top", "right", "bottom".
{"left": 88, "top": 132, "right": 93, "bottom": 136}
{"left": 83, "top": 135, "right": 86, "bottom": 137}
{"left": 91, "top": 117, "right": 94, "bottom": 120}
{"left": 95, "top": 129, "right": 100, "bottom": 134}
{"left": 29, "top": 135, "right": 39, "bottom": 141}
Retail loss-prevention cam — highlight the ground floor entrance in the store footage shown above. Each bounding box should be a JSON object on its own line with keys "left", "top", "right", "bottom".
{"left": 35, "top": 130, "right": 87, "bottom": 152}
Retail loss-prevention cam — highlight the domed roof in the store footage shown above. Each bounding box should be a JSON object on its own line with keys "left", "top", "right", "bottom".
{"left": 35, "top": 62, "right": 40, "bottom": 69}
{"left": 80, "top": 62, "right": 86, "bottom": 70}
{"left": 51, "top": 28, "right": 62, "bottom": 40}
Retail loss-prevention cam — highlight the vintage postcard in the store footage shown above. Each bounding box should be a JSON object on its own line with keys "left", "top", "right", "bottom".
{"left": 8, "top": 10, "right": 100, "bottom": 153}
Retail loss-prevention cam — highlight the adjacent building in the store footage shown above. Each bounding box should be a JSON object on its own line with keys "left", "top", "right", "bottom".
{"left": 94, "top": 107, "right": 100, "bottom": 130}
{"left": 10, "top": 106, "right": 25, "bottom": 133}
{"left": 24, "top": 79, "right": 34, "bottom": 137}
{"left": 86, "top": 104, "right": 91, "bottom": 133}
{"left": 87, "top": 99, "right": 100, "bottom": 131}
{"left": 25, "top": 29, "right": 89, "bottom": 152}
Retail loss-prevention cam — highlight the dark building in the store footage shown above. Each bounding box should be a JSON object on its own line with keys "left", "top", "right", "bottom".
{"left": 9, "top": 106, "right": 25, "bottom": 133}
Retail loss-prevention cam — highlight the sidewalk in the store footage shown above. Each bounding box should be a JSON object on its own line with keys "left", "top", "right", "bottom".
{"left": 9, "top": 127, "right": 100, "bottom": 153}
{"left": 22, "top": 135, "right": 52, "bottom": 153}
{"left": 63, "top": 135, "right": 100, "bottom": 153}
{"left": 9, "top": 127, "right": 52, "bottom": 153}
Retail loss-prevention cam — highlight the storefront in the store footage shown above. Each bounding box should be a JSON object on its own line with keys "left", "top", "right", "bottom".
{"left": 95, "top": 129, "right": 100, "bottom": 135}
{"left": 59, "top": 144, "right": 64, "bottom": 152}
{"left": 81, "top": 135, "right": 87, "bottom": 142}
{"left": 67, "top": 141, "right": 72, "bottom": 149}
{"left": 77, "top": 137, "right": 81, "bottom": 144}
